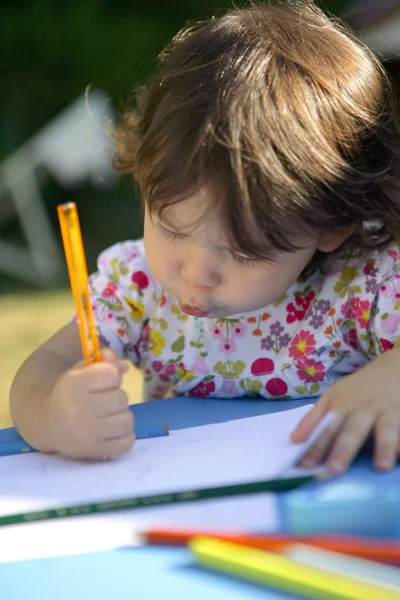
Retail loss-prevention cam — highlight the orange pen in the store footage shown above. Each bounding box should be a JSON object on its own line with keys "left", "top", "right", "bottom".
{"left": 144, "top": 529, "right": 400, "bottom": 565}
{"left": 57, "top": 202, "right": 101, "bottom": 365}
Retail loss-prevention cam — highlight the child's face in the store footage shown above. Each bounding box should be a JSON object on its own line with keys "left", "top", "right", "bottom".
{"left": 144, "top": 187, "right": 319, "bottom": 319}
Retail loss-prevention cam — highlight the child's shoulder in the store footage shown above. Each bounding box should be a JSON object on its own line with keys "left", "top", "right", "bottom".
{"left": 324, "top": 241, "right": 400, "bottom": 285}
{"left": 98, "top": 239, "right": 146, "bottom": 268}
{"left": 96, "top": 239, "right": 161, "bottom": 292}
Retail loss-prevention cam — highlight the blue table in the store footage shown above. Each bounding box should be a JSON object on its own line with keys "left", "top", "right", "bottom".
{"left": 1, "top": 396, "right": 399, "bottom": 600}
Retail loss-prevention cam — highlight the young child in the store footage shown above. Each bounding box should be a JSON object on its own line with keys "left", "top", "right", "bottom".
{"left": 10, "top": 0, "right": 400, "bottom": 474}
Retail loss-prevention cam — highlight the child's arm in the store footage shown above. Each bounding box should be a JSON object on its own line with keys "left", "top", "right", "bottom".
{"left": 9, "top": 322, "right": 134, "bottom": 460}
{"left": 291, "top": 346, "right": 400, "bottom": 473}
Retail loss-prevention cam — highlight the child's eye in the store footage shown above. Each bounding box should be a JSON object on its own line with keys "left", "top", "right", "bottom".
{"left": 231, "top": 253, "right": 262, "bottom": 265}
{"left": 156, "top": 222, "right": 186, "bottom": 240}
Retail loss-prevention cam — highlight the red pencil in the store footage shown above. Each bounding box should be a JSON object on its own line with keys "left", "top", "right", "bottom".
{"left": 144, "top": 529, "right": 400, "bottom": 565}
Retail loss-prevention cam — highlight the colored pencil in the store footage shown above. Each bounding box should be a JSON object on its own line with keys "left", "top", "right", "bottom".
{"left": 143, "top": 528, "right": 400, "bottom": 565}
{"left": 190, "top": 537, "right": 400, "bottom": 600}
{"left": 0, "top": 474, "right": 315, "bottom": 527}
{"left": 0, "top": 424, "right": 169, "bottom": 457}
{"left": 0, "top": 441, "right": 36, "bottom": 456}
{"left": 284, "top": 543, "right": 400, "bottom": 592}
{"left": 134, "top": 424, "right": 169, "bottom": 440}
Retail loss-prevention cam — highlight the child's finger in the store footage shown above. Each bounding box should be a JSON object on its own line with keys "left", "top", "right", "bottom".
{"left": 299, "top": 415, "right": 343, "bottom": 467}
{"left": 100, "top": 432, "right": 136, "bottom": 460}
{"left": 74, "top": 348, "right": 124, "bottom": 370}
{"left": 80, "top": 362, "right": 124, "bottom": 392}
{"left": 373, "top": 410, "right": 400, "bottom": 471}
{"left": 100, "top": 349, "right": 129, "bottom": 376}
{"left": 100, "top": 348, "right": 122, "bottom": 363}
{"left": 92, "top": 389, "right": 130, "bottom": 417}
{"left": 325, "top": 410, "right": 376, "bottom": 474}
{"left": 98, "top": 409, "right": 134, "bottom": 440}
{"left": 101, "top": 350, "right": 130, "bottom": 375}
{"left": 290, "top": 395, "right": 330, "bottom": 443}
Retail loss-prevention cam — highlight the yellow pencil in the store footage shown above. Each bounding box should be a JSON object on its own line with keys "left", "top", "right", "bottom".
{"left": 189, "top": 537, "right": 400, "bottom": 600}
{"left": 57, "top": 202, "right": 101, "bottom": 365}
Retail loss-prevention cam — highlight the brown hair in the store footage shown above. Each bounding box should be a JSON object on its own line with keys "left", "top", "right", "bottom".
{"left": 114, "top": 0, "right": 400, "bottom": 260}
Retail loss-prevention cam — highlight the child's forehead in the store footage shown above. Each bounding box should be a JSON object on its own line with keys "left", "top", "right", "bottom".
{"left": 160, "top": 186, "right": 227, "bottom": 238}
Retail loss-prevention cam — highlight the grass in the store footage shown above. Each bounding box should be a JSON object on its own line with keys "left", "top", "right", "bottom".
{"left": 0, "top": 291, "right": 143, "bottom": 429}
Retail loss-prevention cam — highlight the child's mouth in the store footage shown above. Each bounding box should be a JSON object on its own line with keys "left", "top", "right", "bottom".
{"left": 179, "top": 303, "right": 211, "bottom": 317}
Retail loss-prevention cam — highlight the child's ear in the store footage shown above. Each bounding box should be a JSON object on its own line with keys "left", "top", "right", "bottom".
{"left": 317, "top": 226, "right": 356, "bottom": 253}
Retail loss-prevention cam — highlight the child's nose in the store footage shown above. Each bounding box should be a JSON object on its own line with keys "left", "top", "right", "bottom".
{"left": 181, "top": 244, "right": 221, "bottom": 288}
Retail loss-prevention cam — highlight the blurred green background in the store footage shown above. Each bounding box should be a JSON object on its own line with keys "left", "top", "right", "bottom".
{"left": 1, "top": 0, "right": 348, "bottom": 289}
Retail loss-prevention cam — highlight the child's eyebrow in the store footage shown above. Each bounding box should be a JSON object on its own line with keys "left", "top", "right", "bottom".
{"left": 158, "top": 215, "right": 238, "bottom": 252}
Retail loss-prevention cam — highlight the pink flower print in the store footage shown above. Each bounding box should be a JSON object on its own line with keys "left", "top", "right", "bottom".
{"left": 218, "top": 339, "right": 238, "bottom": 356}
{"left": 380, "top": 338, "right": 394, "bottom": 351}
{"left": 381, "top": 313, "right": 400, "bottom": 336}
{"left": 250, "top": 358, "right": 275, "bottom": 376}
{"left": 165, "top": 363, "right": 177, "bottom": 376}
{"left": 355, "top": 299, "right": 371, "bottom": 329}
{"left": 105, "top": 311, "right": 115, "bottom": 324}
{"left": 159, "top": 373, "right": 170, "bottom": 382}
{"left": 286, "top": 301, "right": 306, "bottom": 324}
{"left": 231, "top": 323, "right": 246, "bottom": 338}
{"left": 343, "top": 327, "right": 358, "bottom": 351}
{"left": 191, "top": 380, "right": 216, "bottom": 397}
{"left": 289, "top": 330, "right": 316, "bottom": 360}
{"left": 341, "top": 297, "right": 360, "bottom": 320}
{"left": 387, "top": 249, "right": 399, "bottom": 262}
{"left": 297, "top": 358, "right": 326, "bottom": 383}
{"left": 265, "top": 378, "right": 288, "bottom": 397}
{"left": 152, "top": 360, "right": 163, "bottom": 373}
{"left": 304, "top": 291, "right": 316, "bottom": 305}
{"left": 380, "top": 283, "right": 393, "bottom": 300}
{"left": 190, "top": 354, "right": 210, "bottom": 374}
{"left": 380, "top": 278, "right": 400, "bottom": 301}
{"left": 131, "top": 270, "right": 149, "bottom": 290}
{"left": 286, "top": 291, "right": 315, "bottom": 324}
{"left": 363, "top": 262, "right": 375, "bottom": 276}
{"left": 210, "top": 324, "right": 223, "bottom": 339}
{"left": 102, "top": 282, "right": 118, "bottom": 298}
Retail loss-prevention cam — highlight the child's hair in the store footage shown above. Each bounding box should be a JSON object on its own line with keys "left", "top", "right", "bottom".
{"left": 114, "top": 0, "right": 400, "bottom": 261}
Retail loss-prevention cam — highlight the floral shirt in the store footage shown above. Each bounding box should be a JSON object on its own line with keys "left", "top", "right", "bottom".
{"left": 87, "top": 239, "right": 400, "bottom": 402}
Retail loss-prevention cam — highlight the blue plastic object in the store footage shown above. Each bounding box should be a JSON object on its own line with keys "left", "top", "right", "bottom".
{"left": 280, "top": 472, "right": 400, "bottom": 538}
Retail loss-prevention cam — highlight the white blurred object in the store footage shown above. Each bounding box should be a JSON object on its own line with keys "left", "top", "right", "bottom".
{"left": 0, "top": 88, "right": 118, "bottom": 286}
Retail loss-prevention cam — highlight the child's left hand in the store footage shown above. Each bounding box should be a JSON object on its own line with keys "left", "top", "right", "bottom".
{"left": 290, "top": 347, "right": 400, "bottom": 474}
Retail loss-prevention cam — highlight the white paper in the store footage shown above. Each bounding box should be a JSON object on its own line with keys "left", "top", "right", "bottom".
{"left": 0, "top": 405, "right": 323, "bottom": 517}
{"left": 0, "top": 405, "right": 331, "bottom": 563}
{"left": 0, "top": 517, "right": 137, "bottom": 563}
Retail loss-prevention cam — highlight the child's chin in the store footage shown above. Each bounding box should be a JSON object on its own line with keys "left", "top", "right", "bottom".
{"left": 206, "top": 307, "right": 242, "bottom": 319}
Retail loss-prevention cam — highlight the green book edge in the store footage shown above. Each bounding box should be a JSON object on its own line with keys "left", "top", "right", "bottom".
{"left": 0, "top": 474, "right": 315, "bottom": 527}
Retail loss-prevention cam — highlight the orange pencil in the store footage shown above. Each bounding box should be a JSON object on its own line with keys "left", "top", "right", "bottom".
{"left": 57, "top": 202, "right": 101, "bottom": 365}
{"left": 144, "top": 529, "right": 400, "bottom": 565}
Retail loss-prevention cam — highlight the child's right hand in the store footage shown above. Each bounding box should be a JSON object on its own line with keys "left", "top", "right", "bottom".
{"left": 43, "top": 348, "right": 135, "bottom": 460}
